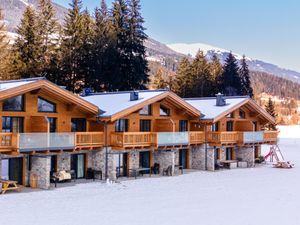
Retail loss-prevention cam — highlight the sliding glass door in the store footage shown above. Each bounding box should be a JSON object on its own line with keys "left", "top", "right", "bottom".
{"left": 71, "top": 154, "right": 86, "bottom": 179}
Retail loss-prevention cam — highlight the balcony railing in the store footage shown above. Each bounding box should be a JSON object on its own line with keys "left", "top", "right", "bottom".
{"left": 189, "top": 131, "right": 205, "bottom": 144}
{"left": 156, "top": 132, "right": 189, "bottom": 146}
{"left": 0, "top": 132, "right": 104, "bottom": 153}
{"left": 111, "top": 132, "right": 154, "bottom": 148}
{"left": 207, "top": 132, "right": 240, "bottom": 144}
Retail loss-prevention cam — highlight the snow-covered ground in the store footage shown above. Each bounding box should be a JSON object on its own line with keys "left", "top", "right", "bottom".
{"left": 1, "top": 126, "right": 300, "bottom": 225}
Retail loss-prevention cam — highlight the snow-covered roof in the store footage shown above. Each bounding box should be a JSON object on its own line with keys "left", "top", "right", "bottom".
{"left": 185, "top": 96, "right": 249, "bottom": 120}
{"left": 83, "top": 90, "right": 167, "bottom": 118}
{"left": 0, "top": 77, "right": 45, "bottom": 92}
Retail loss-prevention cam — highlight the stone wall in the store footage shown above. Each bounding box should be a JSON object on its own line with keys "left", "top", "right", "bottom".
{"left": 191, "top": 145, "right": 215, "bottom": 171}
{"left": 128, "top": 151, "right": 139, "bottom": 176}
{"left": 30, "top": 156, "right": 51, "bottom": 189}
{"left": 235, "top": 147, "right": 255, "bottom": 167}
{"left": 57, "top": 153, "right": 71, "bottom": 171}
{"left": 153, "top": 150, "right": 175, "bottom": 175}
{"left": 219, "top": 147, "right": 226, "bottom": 161}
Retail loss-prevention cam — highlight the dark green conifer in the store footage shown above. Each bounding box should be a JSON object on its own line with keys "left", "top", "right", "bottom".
{"left": 239, "top": 55, "right": 253, "bottom": 97}
{"left": 265, "top": 97, "right": 277, "bottom": 130}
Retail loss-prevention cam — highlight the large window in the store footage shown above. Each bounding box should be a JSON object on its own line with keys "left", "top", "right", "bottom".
{"left": 139, "top": 105, "right": 152, "bottom": 116}
{"left": 239, "top": 110, "right": 246, "bottom": 119}
{"left": 2, "top": 117, "right": 24, "bottom": 133}
{"left": 38, "top": 97, "right": 56, "bottom": 113}
{"left": 160, "top": 105, "right": 170, "bottom": 116}
{"left": 115, "top": 119, "right": 128, "bottom": 132}
{"left": 48, "top": 117, "right": 57, "bottom": 133}
{"left": 3, "top": 95, "right": 24, "bottom": 112}
{"left": 140, "top": 120, "right": 151, "bottom": 132}
{"left": 179, "top": 120, "right": 188, "bottom": 132}
{"left": 71, "top": 118, "right": 87, "bottom": 132}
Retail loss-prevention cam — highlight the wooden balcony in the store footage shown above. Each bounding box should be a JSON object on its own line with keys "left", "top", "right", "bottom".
{"left": 111, "top": 131, "right": 205, "bottom": 149}
{"left": 207, "top": 131, "right": 278, "bottom": 146}
{"left": 0, "top": 132, "right": 104, "bottom": 154}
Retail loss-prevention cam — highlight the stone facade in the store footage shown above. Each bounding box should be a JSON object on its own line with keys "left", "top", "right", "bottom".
{"left": 235, "top": 147, "right": 255, "bottom": 167}
{"left": 30, "top": 156, "right": 51, "bottom": 189}
{"left": 128, "top": 151, "right": 139, "bottom": 176}
{"left": 153, "top": 150, "right": 176, "bottom": 175}
{"left": 57, "top": 153, "right": 71, "bottom": 171}
{"left": 219, "top": 147, "right": 226, "bottom": 161}
{"left": 191, "top": 145, "right": 215, "bottom": 171}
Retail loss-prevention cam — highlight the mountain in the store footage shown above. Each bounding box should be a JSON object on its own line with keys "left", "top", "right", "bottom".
{"left": 167, "top": 43, "right": 300, "bottom": 84}
{"left": 0, "top": 0, "right": 66, "bottom": 33}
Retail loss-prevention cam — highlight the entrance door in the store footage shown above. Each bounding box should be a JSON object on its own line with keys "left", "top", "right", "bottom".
{"left": 226, "top": 147, "right": 233, "bottom": 160}
{"left": 115, "top": 153, "right": 128, "bottom": 177}
{"left": 8, "top": 158, "right": 23, "bottom": 184}
{"left": 179, "top": 149, "right": 188, "bottom": 169}
{"left": 139, "top": 151, "right": 150, "bottom": 171}
{"left": 50, "top": 155, "right": 57, "bottom": 174}
{"left": 71, "top": 154, "right": 86, "bottom": 179}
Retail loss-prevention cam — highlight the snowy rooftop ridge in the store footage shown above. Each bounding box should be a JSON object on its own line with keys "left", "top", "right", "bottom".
{"left": 83, "top": 89, "right": 168, "bottom": 118}
{"left": 185, "top": 96, "right": 249, "bottom": 120}
{"left": 0, "top": 77, "right": 46, "bottom": 91}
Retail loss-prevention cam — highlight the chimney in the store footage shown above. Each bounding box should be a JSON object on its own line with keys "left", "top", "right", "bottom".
{"left": 130, "top": 91, "right": 139, "bottom": 101}
{"left": 216, "top": 93, "right": 226, "bottom": 106}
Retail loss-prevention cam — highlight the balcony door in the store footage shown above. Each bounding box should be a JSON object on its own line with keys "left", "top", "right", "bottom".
{"left": 2, "top": 117, "right": 24, "bottom": 133}
{"left": 179, "top": 120, "right": 188, "bottom": 132}
{"left": 226, "top": 121, "right": 234, "bottom": 131}
{"left": 115, "top": 153, "right": 128, "bottom": 177}
{"left": 71, "top": 154, "right": 86, "bottom": 179}
{"left": 140, "top": 120, "right": 151, "bottom": 132}
{"left": 71, "top": 118, "right": 87, "bottom": 132}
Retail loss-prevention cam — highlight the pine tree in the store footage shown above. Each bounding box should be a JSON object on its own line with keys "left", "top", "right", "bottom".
{"left": 220, "top": 52, "right": 242, "bottom": 96}
{"left": 60, "top": 0, "right": 85, "bottom": 92}
{"left": 12, "top": 6, "right": 41, "bottom": 79}
{"left": 153, "top": 69, "right": 167, "bottom": 89}
{"left": 191, "top": 50, "right": 211, "bottom": 97}
{"left": 127, "top": 0, "right": 149, "bottom": 89}
{"left": 239, "top": 55, "right": 253, "bottom": 97}
{"left": 36, "top": 0, "right": 60, "bottom": 79}
{"left": 209, "top": 54, "right": 223, "bottom": 94}
{"left": 265, "top": 97, "right": 277, "bottom": 130}
{"left": 91, "top": 0, "right": 115, "bottom": 91}
{"left": 0, "top": 8, "right": 10, "bottom": 80}
{"left": 174, "top": 57, "right": 192, "bottom": 97}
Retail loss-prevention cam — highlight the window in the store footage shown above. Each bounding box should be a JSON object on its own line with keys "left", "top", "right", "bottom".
{"left": 3, "top": 95, "right": 24, "bottom": 112}
{"left": 38, "top": 97, "right": 56, "bottom": 112}
{"left": 179, "top": 120, "right": 188, "bottom": 132}
{"left": 140, "top": 120, "right": 151, "bottom": 132}
{"left": 239, "top": 110, "right": 246, "bottom": 119}
{"left": 139, "top": 105, "right": 152, "bottom": 116}
{"left": 48, "top": 117, "right": 57, "bottom": 133}
{"left": 160, "top": 105, "right": 170, "bottom": 116}
{"left": 212, "top": 122, "right": 219, "bottom": 132}
{"left": 226, "top": 147, "right": 233, "bottom": 160}
{"left": 2, "top": 117, "right": 24, "bottom": 133}
{"left": 71, "top": 118, "right": 87, "bottom": 132}
{"left": 226, "top": 113, "right": 234, "bottom": 118}
{"left": 115, "top": 119, "right": 128, "bottom": 132}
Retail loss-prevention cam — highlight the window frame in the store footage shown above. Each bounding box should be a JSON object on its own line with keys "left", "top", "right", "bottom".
{"left": 2, "top": 95, "right": 25, "bottom": 112}
{"left": 115, "top": 119, "right": 129, "bottom": 132}
{"left": 38, "top": 97, "right": 57, "bottom": 113}
{"left": 239, "top": 110, "right": 246, "bottom": 119}
{"left": 71, "top": 118, "right": 87, "bottom": 132}
{"left": 139, "top": 119, "right": 151, "bottom": 132}
{"left": 179, "top": 120, "right": 188, "bottom": 132}
{"left": 2, "top": 116, "right": 24, "bottom": 133}
{"left": 48, "top": 117, "right": 57, "bottom": 133}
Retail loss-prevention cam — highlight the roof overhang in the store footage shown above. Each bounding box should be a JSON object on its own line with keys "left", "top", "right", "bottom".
{"left": 0, "top": 80, "right": 99, "bottom": 115}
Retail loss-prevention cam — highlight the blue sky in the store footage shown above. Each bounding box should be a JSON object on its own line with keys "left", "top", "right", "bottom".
{"left": 54, "top": 0, "right": 300, "bottom": 72}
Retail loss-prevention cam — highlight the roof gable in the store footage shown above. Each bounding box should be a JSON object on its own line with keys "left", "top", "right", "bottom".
{"left": 0, "top": 78, "right": 99, "bottom": 115}
{"left": 83, "top": 90, "right": 201, "bottom": 121}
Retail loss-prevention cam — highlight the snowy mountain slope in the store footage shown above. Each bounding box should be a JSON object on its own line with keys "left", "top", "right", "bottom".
{"left": 0, "top": 0, "right": 67, "bottom": 32}
{"left": 167, "top": 43, "right": 300, "bottom": 83}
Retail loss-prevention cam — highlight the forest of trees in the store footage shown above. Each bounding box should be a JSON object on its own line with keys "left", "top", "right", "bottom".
{"left": 153, "top": 51, "right": 253, "bottom": 98}
{"left": 0, "top": 0, "right": 149, "bottom": 93}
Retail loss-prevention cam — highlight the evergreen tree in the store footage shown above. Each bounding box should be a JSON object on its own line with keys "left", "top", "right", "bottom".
{"left": 127, "top": 0, "right": 149, "bottom": 89}
{"left": 0, "top": 8, "right": 10, "bottom": 80}
{"left": 12, "top": 6, "right": 41, "bottom": 79}
{"left": 239, "top": 55, "right": 253, "bottom": 97}
{"left": 174, "top": 57, "right": 192, "bottom": 97}
{"left": 265, "top": 97, "right": 277, "bottom": 130}
{"left": 209, "top": 54, "right": 223, "bottom": 94}
{"left": 191, "top": 50, "right": 211, "bottom": 97}
{"left": 91, "top": 0, "right": 115, "bottom": 91}
{"left": 220, "top": 52, "right": 242, "bottom": 96}
{"left": 153, "top": 69, "right": 167, "bottom": 89}
{"left": 60, "top": 0, "right": 85, "bottom": 92}
{"left": 36, "top": 0, "right": 60, "bottom": 79}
